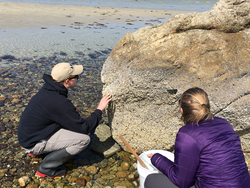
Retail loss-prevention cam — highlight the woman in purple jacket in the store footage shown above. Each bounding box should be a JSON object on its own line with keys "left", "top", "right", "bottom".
{"left": 145, "top": 87, "right": 250, "bottom": 188}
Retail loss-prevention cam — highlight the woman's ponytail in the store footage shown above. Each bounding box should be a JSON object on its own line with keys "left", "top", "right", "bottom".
{"left": 179, "top": 87, "right": 213, "bottom": 125}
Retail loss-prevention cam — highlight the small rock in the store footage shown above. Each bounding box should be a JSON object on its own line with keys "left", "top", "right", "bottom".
{"left": 31, "top": 93, "right": 36, "bottom": 98}
{"left": 0, "top": 55, "right": 16, "bottom": 60}
{"left": 2, "top": 118, "right": 9, "bottom": 123}
{"left": 18, "top": 176, "right": 30, "bottom": 187}
{"left": 114, "top": 182, "right": 120, "bottom": 186}
{"left": 0, "top": 100, "right": 4, "bottom": 106}
{"left": 70, "top": 171, "right": 80, "bottom": 177}
{"left": 121, "top": 161, "right": 130, "bottom": 171}
{"left": 0, "top": 144, "right": 7, "bottom": 149}
{"left": 86, "top": 166, "right": 98, "bottom": 174}
{"left": 14, "top": 151, "right": 26, "bottom": 161}
{"left": 56, "top": 183, "right": 64, "bottom": 188}
{"left": 26, "top": 184, "right": 39, "bottom": 188}
{"left": 11, "top": 94, "right": 23, "bottom": 98}
{"left": 0, "top": 96, "right": 6, "bottom": 101}
{"left": 122, "top": 156, "right": 130, "bottom": 161}
{"left": 91, "top": 124, "right": 121, "bottom": 158}
{"left": 69, "top": 177, "right": 77, "bottom": 183}
{"left": 40, "top": 180, "right": 54, "bottom": 188}
{"left": 0, "top": 169, "right": 8, "bottom": 173}
{"left": 116, "top": 171, "right": 129, "bottom": 178}
{"left": 82, "top": 175, "right": 91, "bottom": 182}
{"left": 17, "top": 169, "right": 23, "bottom": 174}
{"left": 109, "top": 158, "right": 115, "bottom": 163}
{"left": 54, "top": 176, "right": 62, "bottom": 182}
{"left": 76, "top": 178, "right": 86, "bottom": 186}
{"left": 126, "top": 173, "right": 135, "bottom": 181}
{"left": 12, "top": 98, "right": 21, "bottom": 104}
{"left": 130, "top": 163, "right": 137, "bottom": 171}
{"left": 56, "top": 183, "right": 65, "bottom": 188}
{"left": 0, "top": 169, "right": 8, "bottom": 177}
{"left": 0, "top": 123, "right": 6, "bottom": 131}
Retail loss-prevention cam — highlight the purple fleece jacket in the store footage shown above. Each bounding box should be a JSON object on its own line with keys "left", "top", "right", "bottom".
{"left": 151, "top": 117, "right": 250, "bottom": 188}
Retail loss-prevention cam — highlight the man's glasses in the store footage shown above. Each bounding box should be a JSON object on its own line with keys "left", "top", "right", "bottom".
{"left": 68, "top": 75, "right": 79, "bottom": 80}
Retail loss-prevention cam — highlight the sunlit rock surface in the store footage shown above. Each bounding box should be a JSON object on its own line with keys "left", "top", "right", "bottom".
{"left": 101, "top": 0, "right": 250, "bottom": 152}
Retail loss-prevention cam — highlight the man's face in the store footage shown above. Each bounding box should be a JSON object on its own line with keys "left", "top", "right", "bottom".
{"left": 67, "top": 75, "right": 78, "bottom": 88}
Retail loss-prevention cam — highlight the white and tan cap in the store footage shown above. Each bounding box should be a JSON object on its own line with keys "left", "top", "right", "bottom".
{"left": 51, "top": 62, "right": 83, "bottom": 82}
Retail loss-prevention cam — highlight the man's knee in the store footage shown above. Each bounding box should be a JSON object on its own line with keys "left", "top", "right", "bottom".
{"left": 79, "top": 134, "right": 90, "bottom": 148}
{"left": 66, "top": 134, "right": 90, "bottom": 155}
{"left": 75, "top": 134, "right": 91, "bottom": 152}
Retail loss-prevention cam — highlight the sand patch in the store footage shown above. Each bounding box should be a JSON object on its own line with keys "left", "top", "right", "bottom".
{"left": 0, "top": 2, "right": 194, "bottom": 29}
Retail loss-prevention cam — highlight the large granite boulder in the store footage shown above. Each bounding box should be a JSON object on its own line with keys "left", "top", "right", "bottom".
{"left": 101, "top": 0, "right": 250, "bottom": 153}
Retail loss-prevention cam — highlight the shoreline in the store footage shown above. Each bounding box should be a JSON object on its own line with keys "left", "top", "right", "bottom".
{"left": 1, "top": 0, "right": 216, "bottom": 11}
{"left": 0, "top": 2, "right": 197, "bottom": 29}
{"left": 0, "top": 1, "right": 198, "bottom": 59}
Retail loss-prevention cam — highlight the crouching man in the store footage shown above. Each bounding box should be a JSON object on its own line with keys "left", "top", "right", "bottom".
{"left": 18, "top": 62, "right": 112, "bottom": 178}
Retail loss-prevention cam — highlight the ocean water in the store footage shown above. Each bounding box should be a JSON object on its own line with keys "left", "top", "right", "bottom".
{"left": 0, "top": 0, "right": 218, "bottom": 11}
{"left": 0, "top": 0, "right": 219, "bottom": 59}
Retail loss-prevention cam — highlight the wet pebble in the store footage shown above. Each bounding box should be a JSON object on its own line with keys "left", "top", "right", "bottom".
{"left": 76, "top": 177, "right": 86, "bottom": 186}
{"left": 18, "top": 176, "right": 30, "bottom": 186}
{"left": 14, "top": 151, "right": 26, "bottom": 161}
{"left": 0, "top": 97, "right": 6, "bottom": 101}
{"left": 12, "top": 98, "right": 21, "bottom": 104}
{"left": 0, "top": 55, "right": 16, "bottom": 60}
{"left": 86, "top": 166, "right": 98, "bottom": 175}
{"left": 0, "top": 100, "right": 4, "bottom": 107}
{"left": 26, "top": 184, "right": 39, "bottom": 188}
{"left": 0, "top": 122, "right": 6, "bottom": 131}
{"left": 121, "top": 161, "right": 130, "bottom": 171}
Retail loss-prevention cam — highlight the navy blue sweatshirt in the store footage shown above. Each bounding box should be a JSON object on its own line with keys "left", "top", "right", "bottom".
{"left": 18, "top": 74, "right": 102, "bottom": 149}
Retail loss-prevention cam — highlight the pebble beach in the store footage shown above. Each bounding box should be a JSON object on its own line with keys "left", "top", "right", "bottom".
{"left": 2, "top": 0, "right": 249, "bottom": 187}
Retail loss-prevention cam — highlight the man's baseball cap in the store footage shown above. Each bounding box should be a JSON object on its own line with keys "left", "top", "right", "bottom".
{"left": 51, "top": 62, "right": 83, "bottom": 82}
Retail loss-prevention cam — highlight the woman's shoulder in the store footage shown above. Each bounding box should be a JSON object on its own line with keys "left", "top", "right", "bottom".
{"left": 181, "top": 116, "right": 230, "bottom": 129}
{"left": 179, "top": 116, "right": 235, "bottom": 142}
{"left": 213, "top": 116, "right": 227, "bottom": 121}
{"left": 178, "top": 117, "right": 226, "bottom": 136}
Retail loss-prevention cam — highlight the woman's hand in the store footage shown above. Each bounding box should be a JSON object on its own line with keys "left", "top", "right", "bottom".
{"left": 147, "top": 153, "right": 155, "bottom": 158}
{"left": 97, "top": 93, "right": 112, "bottom": 111}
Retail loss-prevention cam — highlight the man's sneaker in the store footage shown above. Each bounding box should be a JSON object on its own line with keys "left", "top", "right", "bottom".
{"left": 36, "top": 169, "right": 66, "bottom": 178}
{"left": 28, "top": 153, "right": 39, "bottom": 157}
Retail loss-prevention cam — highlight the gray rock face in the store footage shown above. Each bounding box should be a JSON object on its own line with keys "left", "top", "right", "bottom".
{"left": 101, "top": 0, "right": 250, "bottom": 153}
{"left": 91, "top": 124, "right": 121, "bottom": 157}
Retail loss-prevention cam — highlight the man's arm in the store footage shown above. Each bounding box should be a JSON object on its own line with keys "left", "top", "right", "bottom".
{"left": 57, "top": 93, "right": 112, "bottom": 134}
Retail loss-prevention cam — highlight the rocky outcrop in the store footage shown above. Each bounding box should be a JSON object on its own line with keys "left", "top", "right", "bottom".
{"left": 91, "top": 123, "right": 121, "bottom": 157}
{"left": 101, "top": 0, "right": 250, "bottom": 153}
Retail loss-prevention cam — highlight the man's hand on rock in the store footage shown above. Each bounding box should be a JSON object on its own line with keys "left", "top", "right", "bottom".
{"left": 97, "top": 93, "right": 112, "bottom": 111}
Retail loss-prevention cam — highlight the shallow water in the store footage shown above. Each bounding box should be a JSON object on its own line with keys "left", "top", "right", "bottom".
{"left": 0, "top": 0, "right": 217, "bottom": 61}
{"left": 0, "top": 25, "right": 139, "bottom": 60}
{"left": 1, "top": 0, "right": 218, "bottom": 11}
